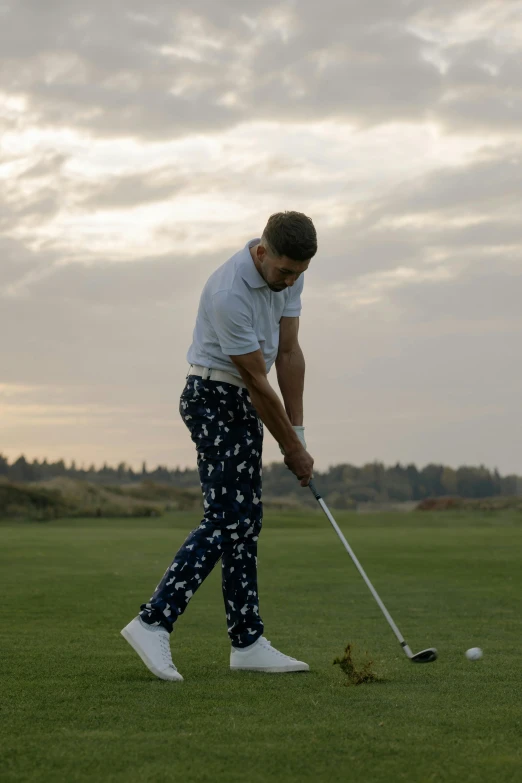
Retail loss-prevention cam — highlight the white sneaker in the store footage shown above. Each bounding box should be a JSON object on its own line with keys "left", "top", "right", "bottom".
{"left": 120, "top": 616, "right": 183, "bottom": 682}
{"left": 230, "top": 636, "right": 309, "bottom": 673}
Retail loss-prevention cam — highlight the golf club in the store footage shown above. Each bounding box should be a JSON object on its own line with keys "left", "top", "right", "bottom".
{"left": 308, "top": 480, "right": 437, "bottom": 664}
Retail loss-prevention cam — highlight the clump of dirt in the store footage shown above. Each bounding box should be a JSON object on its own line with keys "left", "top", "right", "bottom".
{"left": 417, "top": 496, "right": 522, "bottom": 512}
{"left": 333, "top": 643, "right": 379, "bottom": 686}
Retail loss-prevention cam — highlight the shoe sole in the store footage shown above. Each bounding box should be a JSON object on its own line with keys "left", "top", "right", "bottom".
{"left": 230, "top": 664, "right": 309, "bottom": 673}
{"left": 121, "top": 626, "right": 183, "bottom": 682}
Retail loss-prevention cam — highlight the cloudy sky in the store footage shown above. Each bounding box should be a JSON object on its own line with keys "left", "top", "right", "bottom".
{"left": 1, "top": 0, "right": 521, "bottom": 475}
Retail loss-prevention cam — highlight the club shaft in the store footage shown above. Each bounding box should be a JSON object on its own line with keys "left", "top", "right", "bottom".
{"left": 309, "top": 481, "right": 412, "bottom": 656}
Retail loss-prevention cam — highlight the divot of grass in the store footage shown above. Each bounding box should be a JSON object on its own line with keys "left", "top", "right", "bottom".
{"left": 333, "top": 643, "right": 379, "bottom": 685}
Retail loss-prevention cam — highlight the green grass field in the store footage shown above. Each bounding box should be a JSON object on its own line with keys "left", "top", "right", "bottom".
{"left": 1, "top": 509, "right": 521, "bottom": 783}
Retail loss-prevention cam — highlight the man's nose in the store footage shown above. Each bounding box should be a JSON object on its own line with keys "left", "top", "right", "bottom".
{"left": 285, "top": 275, "right": 297, "bottom": 287}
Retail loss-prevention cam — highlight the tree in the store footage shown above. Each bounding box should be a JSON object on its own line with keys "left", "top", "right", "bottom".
{"left": 10, "top": 456, "right": 35, "bottom": 482}
{"left": 441, "top": 467, "right": 457, "bottom": 496}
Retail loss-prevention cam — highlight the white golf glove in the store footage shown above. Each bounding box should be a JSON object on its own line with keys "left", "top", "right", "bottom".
{"left": 279, "top": 425, "right": 307, "bottom": 455}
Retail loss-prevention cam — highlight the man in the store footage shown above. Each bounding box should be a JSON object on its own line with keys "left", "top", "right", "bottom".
{"left": 121, "top": 211, "right": 316, "bottom": 681}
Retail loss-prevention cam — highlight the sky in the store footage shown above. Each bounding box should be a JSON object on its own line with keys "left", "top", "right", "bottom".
{"left": 1, "top": 0, "right": 521, "bottom": 475}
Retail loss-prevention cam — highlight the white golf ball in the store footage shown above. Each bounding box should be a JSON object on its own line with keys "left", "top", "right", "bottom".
{"left": 465, "top": 647, "right": 483, "bottom": 661}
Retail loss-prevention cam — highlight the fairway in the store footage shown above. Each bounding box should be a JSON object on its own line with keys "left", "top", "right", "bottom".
{"left": 1, "top": 509, "right": 521, "bottom": 783}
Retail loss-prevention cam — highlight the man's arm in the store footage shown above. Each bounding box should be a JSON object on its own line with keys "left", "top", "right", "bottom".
{"left": 230, "top": 349, "right": 301, "bottom": 455}
{"left": 230, "top": 348, "right": 313, "bottom": 485}
{"left": 275, "top": 317, "right": 304, "bottom": 426}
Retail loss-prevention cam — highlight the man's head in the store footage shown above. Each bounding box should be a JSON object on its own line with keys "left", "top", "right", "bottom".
{"left": 251, "top": 211, "right": 317, "bottom": 292}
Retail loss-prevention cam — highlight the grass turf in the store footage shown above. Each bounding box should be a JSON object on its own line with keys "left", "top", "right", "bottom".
{"left": 1, "top": 509, "right": 521, "bottom": 782}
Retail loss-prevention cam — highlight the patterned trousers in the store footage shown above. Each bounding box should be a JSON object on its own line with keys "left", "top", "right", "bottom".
{"left": 139, "top": 375, "right": 265, "bottom": 648}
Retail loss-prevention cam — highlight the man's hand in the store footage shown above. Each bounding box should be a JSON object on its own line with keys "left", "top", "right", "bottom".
{"left": 284, "top": 445, "right": 314, "bottom": 487}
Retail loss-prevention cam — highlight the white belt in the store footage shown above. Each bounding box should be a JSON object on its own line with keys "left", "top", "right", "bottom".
{"left": 187, "top": 364, "right": 246, "bottom": 389}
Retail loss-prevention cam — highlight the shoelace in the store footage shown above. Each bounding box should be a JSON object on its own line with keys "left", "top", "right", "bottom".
{"left": 258, "top": 637, "right": 296, "bottom": 660}
{"left": 158, "top": 632, "right": 177, "bottom": 670}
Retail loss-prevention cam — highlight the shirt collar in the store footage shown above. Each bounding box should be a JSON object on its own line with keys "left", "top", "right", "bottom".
{"left": 240, "top": 238, "right": 267, "bottom": 288}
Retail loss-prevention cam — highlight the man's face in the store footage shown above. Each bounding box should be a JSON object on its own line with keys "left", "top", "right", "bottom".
{"left": 252, "top": 242, "right": 310, "bottom": 292}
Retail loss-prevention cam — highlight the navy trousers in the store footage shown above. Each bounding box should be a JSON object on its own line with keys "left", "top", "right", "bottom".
{"left": 139, "top": 375, "right": 265, "bottom": 648}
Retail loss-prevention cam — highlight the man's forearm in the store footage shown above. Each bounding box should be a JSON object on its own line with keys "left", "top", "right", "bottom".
{"left": 245, "top": 376, "right": 302, "bottom": 455}
{"left": 275, "top": 345, "right": 305, "bottom": 426}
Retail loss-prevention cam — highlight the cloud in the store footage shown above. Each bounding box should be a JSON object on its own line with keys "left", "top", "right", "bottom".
{"left": 2, "top": 138, "right": 521, "bottom": 472}
{"left": 77, "top": 170, "right": 187, "bottom": 209}
{"left": 1, "top": 1, "right": 520, "bottom": 139}
{"left": 0, "top": 149, "right": 69, "bottom": 239}
{"left": 390, "top": 265, "right": 522, "bottom": 324}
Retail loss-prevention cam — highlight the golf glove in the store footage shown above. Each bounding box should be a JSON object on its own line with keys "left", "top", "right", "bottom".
{"left": 279, "top": 425, "right": 307, "bottom": 455}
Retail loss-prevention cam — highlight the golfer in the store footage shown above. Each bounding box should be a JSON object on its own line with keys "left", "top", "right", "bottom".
{"left": 122, "top": 211, "right": 317, "bottom": 680}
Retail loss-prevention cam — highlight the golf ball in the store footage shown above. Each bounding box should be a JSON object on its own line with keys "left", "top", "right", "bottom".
{"left": 465, "top": 647, "right": 483, "bottom": 661}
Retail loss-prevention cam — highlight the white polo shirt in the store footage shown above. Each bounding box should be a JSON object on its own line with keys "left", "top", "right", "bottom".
{"left": 187, "top": 238, "right": 304, "bottom": 378}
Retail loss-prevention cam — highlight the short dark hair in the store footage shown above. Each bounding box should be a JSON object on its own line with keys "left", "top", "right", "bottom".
{"left": 262, "top": 211, "right": 317, "bottom": 262}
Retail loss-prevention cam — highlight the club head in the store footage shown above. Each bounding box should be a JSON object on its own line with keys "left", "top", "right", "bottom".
{"left": 410, "top": 647, "right": 438, "bottom": 663}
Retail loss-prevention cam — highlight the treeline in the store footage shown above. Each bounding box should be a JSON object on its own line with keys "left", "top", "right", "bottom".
{"left": 1, "top": 454, "right": 521, "bottom": 507}
{"left": 262, "top": 462, "right": 522, "bottom": 508}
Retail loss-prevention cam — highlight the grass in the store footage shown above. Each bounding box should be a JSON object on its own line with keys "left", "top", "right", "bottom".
{"left": 1, "top": 508, "right": 522, "bottom": 782}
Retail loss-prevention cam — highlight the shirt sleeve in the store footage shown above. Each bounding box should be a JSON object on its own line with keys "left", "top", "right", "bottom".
{"left": 282, "top": 274, "right": 304, "bottom": 317}
{"left": 209, "top": 290, "right": 261, "bottom": 356}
